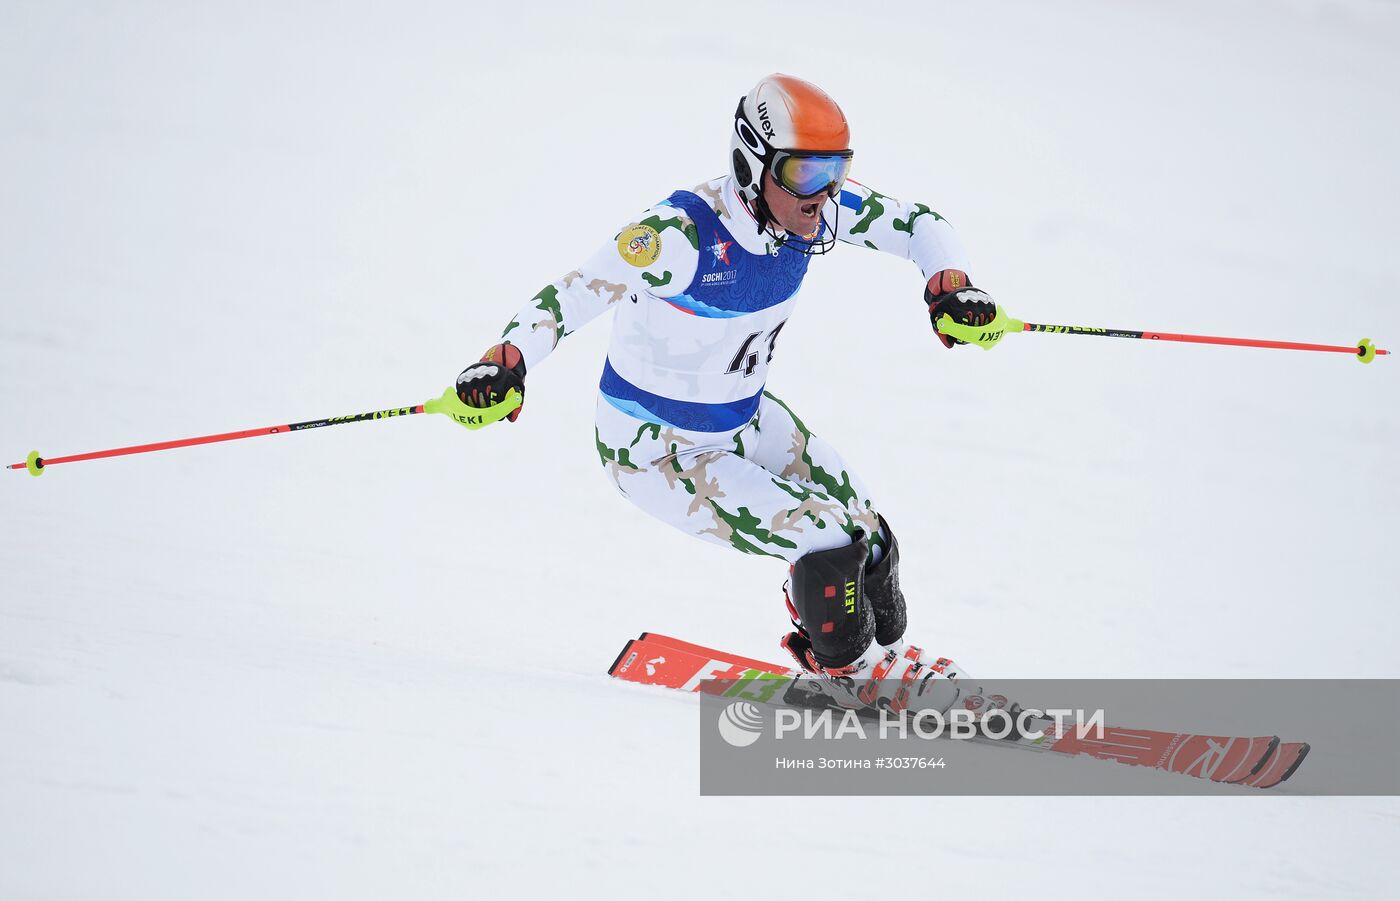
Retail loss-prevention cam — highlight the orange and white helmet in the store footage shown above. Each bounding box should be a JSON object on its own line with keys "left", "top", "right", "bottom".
{"left": 730, "top": 74, "right": 853, "bottom": 216}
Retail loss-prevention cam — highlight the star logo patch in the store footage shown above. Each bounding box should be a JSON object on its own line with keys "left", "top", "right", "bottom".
{"left": 707, "top": 233, "right": 733, "bottom": 267}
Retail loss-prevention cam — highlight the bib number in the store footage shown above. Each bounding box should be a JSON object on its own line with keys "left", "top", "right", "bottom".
{"left": 726, "top": 321, "right": 787, "bottom": 378}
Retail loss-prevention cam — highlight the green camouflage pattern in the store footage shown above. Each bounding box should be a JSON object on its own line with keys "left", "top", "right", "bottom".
{"left": 707, "top": 502, "right": 799, "bottom": 558}
{"left": 523, "top": 284, "right": 565, "bottom": 346}
{"left": 763, "top": 392, "right": 859, "bottom": 508}
{"left": 595, "top": 426, "right": 642, "bottom": 494}
{"left": 847, "top": 189, "right": 888, "bottom": 235}
{"left": 768, "top": 479, "right": 846, "bottom": 534}
{"left": 638, "top": 211, "right": 700, "bottom": 251}
{"left": 631, "top": 422, "right": 662, "bottom": 446}
{"left": 893, "top": 203, "right": 945, "bottom": 234}
{"left": 594, "top": 393, "right": 882, "bottom": 563}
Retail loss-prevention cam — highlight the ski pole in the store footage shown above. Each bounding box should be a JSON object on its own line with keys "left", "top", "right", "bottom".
{"left": 8, "top": 387, "right": 518, "bottom": 477}
{"left": 936, "top": 310, "right": 1388, "bottom": 362}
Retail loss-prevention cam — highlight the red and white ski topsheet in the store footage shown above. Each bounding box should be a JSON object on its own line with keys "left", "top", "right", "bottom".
{"left": 609, "top": 632, "right": 1309, "bottom": 790}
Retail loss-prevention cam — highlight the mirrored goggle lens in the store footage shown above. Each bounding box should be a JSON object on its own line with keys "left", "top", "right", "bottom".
{"left": 775, "top": 154, "right": 852, "bottom": 197}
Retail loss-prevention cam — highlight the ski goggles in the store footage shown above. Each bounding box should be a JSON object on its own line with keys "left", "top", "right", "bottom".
{"left": 770, "top": 149, "right": 854, "bottom": 199}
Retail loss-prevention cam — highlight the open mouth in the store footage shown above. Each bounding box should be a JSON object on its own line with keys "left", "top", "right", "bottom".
{"left": 799, "top": 199, "right": 821, "bottom": 218}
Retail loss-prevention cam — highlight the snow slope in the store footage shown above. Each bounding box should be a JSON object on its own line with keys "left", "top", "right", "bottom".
{"left": 2, "top": 1, "right": 1397, "bottom": 898}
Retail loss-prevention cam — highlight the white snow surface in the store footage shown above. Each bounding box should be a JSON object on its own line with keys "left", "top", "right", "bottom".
{"left": 2, "top": 2, "right": 1398, "bottom": 898}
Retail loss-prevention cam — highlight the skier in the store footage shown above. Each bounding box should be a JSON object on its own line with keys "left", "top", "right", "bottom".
{"left": 453, "top": 74, "right": 1003, "bottom": 715}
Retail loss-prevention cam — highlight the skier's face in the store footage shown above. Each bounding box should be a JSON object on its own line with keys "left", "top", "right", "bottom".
{"left": 761, "top": 169, "right": 825, "bottom": 240}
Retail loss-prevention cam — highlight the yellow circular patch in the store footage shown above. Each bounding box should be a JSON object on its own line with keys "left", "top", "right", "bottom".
{"left": 617, "top": 224, "right": 662, "bottom": 268}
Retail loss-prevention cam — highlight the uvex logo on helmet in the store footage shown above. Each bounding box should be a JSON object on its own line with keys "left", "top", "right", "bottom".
{"left": 757, "top": 101, "right": 775, "bottom": 140}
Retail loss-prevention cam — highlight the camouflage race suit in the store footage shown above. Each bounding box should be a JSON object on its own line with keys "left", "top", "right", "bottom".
{"left": 497, "top": 174, "right": 969, "bottom": 563}
{"left": 594, "top": 388, "right": 881, "bottom": 562}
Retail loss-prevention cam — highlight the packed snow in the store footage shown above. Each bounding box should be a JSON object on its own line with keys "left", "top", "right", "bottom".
{"left": 2, "top": 1, "right": 1397, "bottom": 898}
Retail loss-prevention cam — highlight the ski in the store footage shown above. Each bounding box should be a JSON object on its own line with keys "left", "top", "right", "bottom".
{"left": 609, "top": 632, "right": 1310, "bottom": 790}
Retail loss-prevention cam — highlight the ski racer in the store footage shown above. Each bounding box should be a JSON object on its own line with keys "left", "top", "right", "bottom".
{"left": 451, "top": 74, "right": 1006, "bottom": 715}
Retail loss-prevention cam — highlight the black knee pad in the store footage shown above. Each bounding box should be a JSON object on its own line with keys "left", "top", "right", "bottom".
{"left": 866, "top": 515, "right": 906, "bottom": 646}
{"left": 789, "top": 535, "right": 875, "bottom": 668}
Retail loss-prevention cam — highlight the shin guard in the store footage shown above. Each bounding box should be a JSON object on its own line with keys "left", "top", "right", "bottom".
{"left": 789, "top": 536, "right": 875, "bottom": 669}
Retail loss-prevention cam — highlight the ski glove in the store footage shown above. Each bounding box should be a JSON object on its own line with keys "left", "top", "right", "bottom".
{"left": 926, "top": 270, "right": 1003, "bottom": 350}
{"left": 452, "top": 343, "right": 526, "bottom": 428}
